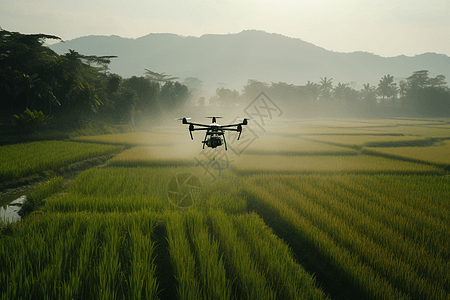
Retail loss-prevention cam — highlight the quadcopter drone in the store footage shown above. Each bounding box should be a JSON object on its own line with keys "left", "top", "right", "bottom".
{"left": 177, "top": 117, "right": 249, "bottom": 150}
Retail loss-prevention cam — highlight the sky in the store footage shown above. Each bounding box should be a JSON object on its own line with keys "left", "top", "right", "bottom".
{"left": 1, "top": 0, "right": 450, "bottom": 57}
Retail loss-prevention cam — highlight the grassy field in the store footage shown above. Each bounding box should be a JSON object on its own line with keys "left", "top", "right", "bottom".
{"left": 0, "top": 141, "right": 123, "bottom": 183}
{"left": 1, "top": 118, "right": 449, "bottom": 300}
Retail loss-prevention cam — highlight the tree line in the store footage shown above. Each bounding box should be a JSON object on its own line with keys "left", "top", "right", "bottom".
{"left": 0, "top": 29, "right": 190, "bottom": 132}
{"left": 2, "top": 29, "right": 449, "bottom": 134}
{"left": 206, "top": 71, "right": 450, "bottom": 118}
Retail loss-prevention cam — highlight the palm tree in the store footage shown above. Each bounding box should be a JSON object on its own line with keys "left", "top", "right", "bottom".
{"left": 144, "top": 69, "right": 179, "bottom": 86}
{"left": 319, "top": 77, "right": 333, "bottom": 102}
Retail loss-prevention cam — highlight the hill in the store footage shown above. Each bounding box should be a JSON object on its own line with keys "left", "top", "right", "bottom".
{"left": 49, "top": 30, "right": 450, "bottom": 95}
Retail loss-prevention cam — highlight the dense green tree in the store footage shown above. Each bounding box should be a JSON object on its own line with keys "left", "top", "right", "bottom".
{"left": 404, "top": 70, "right": 450, "bottom": 116}
{"left": 377, "top": 74, "right": 398, "bottom": 103}
{"left": 209, "top": 88, "right": 240, "bottom": 106}
{"left": 242, "top": 79, "right": 269, "bottom": 100}
{"left": 0, "top": 30, "right": 62, "bottom": 115}
{"left": 304, "top": 81, "right": 320, "bottom": 102}
{"left": 157, "top": 81, "right": 190, "bottom": 111}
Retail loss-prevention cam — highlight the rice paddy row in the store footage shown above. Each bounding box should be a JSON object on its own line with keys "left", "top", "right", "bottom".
{"left": 245, "top": 174, "right": 450, "bottom": 300}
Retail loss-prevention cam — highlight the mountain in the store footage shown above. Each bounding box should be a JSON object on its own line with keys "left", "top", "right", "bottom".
{"left": 49, "top": 30, "right": 450, "bottom": 95}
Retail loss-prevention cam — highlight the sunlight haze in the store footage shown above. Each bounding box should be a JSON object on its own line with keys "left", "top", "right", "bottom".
{"left": 1, "top": 0, "right": 449, "bottom": 57}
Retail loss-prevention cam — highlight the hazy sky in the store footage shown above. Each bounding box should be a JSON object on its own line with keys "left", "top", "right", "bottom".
{"left": 1, "top": 0, "right": 449, "bottom": 57}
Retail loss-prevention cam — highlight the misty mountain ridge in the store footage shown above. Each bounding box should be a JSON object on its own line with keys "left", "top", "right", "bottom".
{"left": 49, "top": 30, "right": 450, "bottom": 95}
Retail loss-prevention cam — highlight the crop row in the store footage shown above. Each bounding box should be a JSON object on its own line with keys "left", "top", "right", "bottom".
{"left": 0, "top": 141, "right": 123, "bottom": 182}
{"left": 165, "top": 209, "right": 328, "bottom": 299}
{"left": 245, "top": 174, "right": 450, "bottom": 300}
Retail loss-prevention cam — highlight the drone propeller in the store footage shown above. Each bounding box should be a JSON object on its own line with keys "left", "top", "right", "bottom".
{"left": 175, "top": 117, "right": 191, "bottom": 124}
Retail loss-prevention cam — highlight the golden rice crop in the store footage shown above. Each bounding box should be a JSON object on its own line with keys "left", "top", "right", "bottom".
{"left": 304, "top": 135, "right": 428, "bottom": 148}
{"left": 245, "top": 135, "right": 357, "bottom": 155}
{"left": 364, "top": 141, "right": 450, "bottom": 166}
{"left": 72, "top": 131, "right": 186, "bottom": 146}
{"left": 233, "top": 154, "right": 443, "bottom": 174}
{"left": 375, "top": 126, "right": 450, "bottom": 137}
{"left": 108, "top": 145, "right": 199, "bottom": 167}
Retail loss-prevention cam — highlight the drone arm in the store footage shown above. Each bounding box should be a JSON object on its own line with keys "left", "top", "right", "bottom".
{"left": 202, "top": 130, "right": 208, "bottom": 149}
{"left": 223, "top": 133, "right": 227, "bottom": 150}
{"left": 189, "top": 124, "right": 194, "bottom": 140}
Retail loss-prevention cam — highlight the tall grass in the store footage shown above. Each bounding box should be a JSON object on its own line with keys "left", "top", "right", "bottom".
{"left": 0, "top": 141, "right": 122, "bottom": 182}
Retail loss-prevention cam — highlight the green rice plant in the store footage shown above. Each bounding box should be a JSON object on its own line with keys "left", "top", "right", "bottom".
{"left": 232, "top": 213, "right": 329, "bottom": 299}
{"left": 336, "top": 175, "right": 450, "bottom": 259}
{"left": 97, "top": 216, "right": 124, "bottom": 300}
{"left": 184, "top": 210, "right": 231, "bottom": 300}
{"left": 245, "top": 177, "right": 410, "bottom": 300}
{"left": 0, "top": 141, "right": 123, "bottom": 182}
{"left": 44, "top": 167, "right": 201, "bottom": 213}
{"left": 164, "top": 211, "right": 202, "bottom": 300}
{"left": 0, "top": 211, "right": 160, "bottom": 300}
{"left": 125, "top": 211, "right": 159, "bottom": 300}
{"left": 278, "top": 177, "right": 449, "bottom": 299}
{"left": 232, "top": 154, "right": 443, "bottom": 175}
{"left": 208, "top": 210, "right": 277, "bottom": 300}
{"left": 246, "top": 174, "right": 450, "bottom": 300}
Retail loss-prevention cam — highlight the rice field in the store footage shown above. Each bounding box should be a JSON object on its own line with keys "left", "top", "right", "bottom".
{"left": 245, "top": 174, "right": 450, "bottom": 300}
{"left": 232, "top": 154, "right": 443, "bottom": 174}
{"left": 0, "top": 141, "right": 123, "bottom": 182}
{"left": 72, "top": 132, "right": 185, "bottom": 146}
{"left": 364, "top": 141, "right": 450, "bottom": 167}
{"left": 108, "top": 145, "right": 198, "bottom": 167}
{"left": 1, "top": 118, "right": 449, "bottom": 300}
{"left": 245, "top": 136, "right": 358, "bottom": 155}
{"left": 304, "top": 135, "right": 430, "bottom": 149}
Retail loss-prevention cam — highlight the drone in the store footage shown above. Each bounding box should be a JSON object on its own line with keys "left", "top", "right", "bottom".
{"left": 176, "top": 117, "right": 249, "bottom": 150}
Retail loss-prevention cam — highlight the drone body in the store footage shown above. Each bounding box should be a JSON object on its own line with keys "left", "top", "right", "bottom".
{"left": 178, "top": 117, "right": 249, "bottom": 150}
